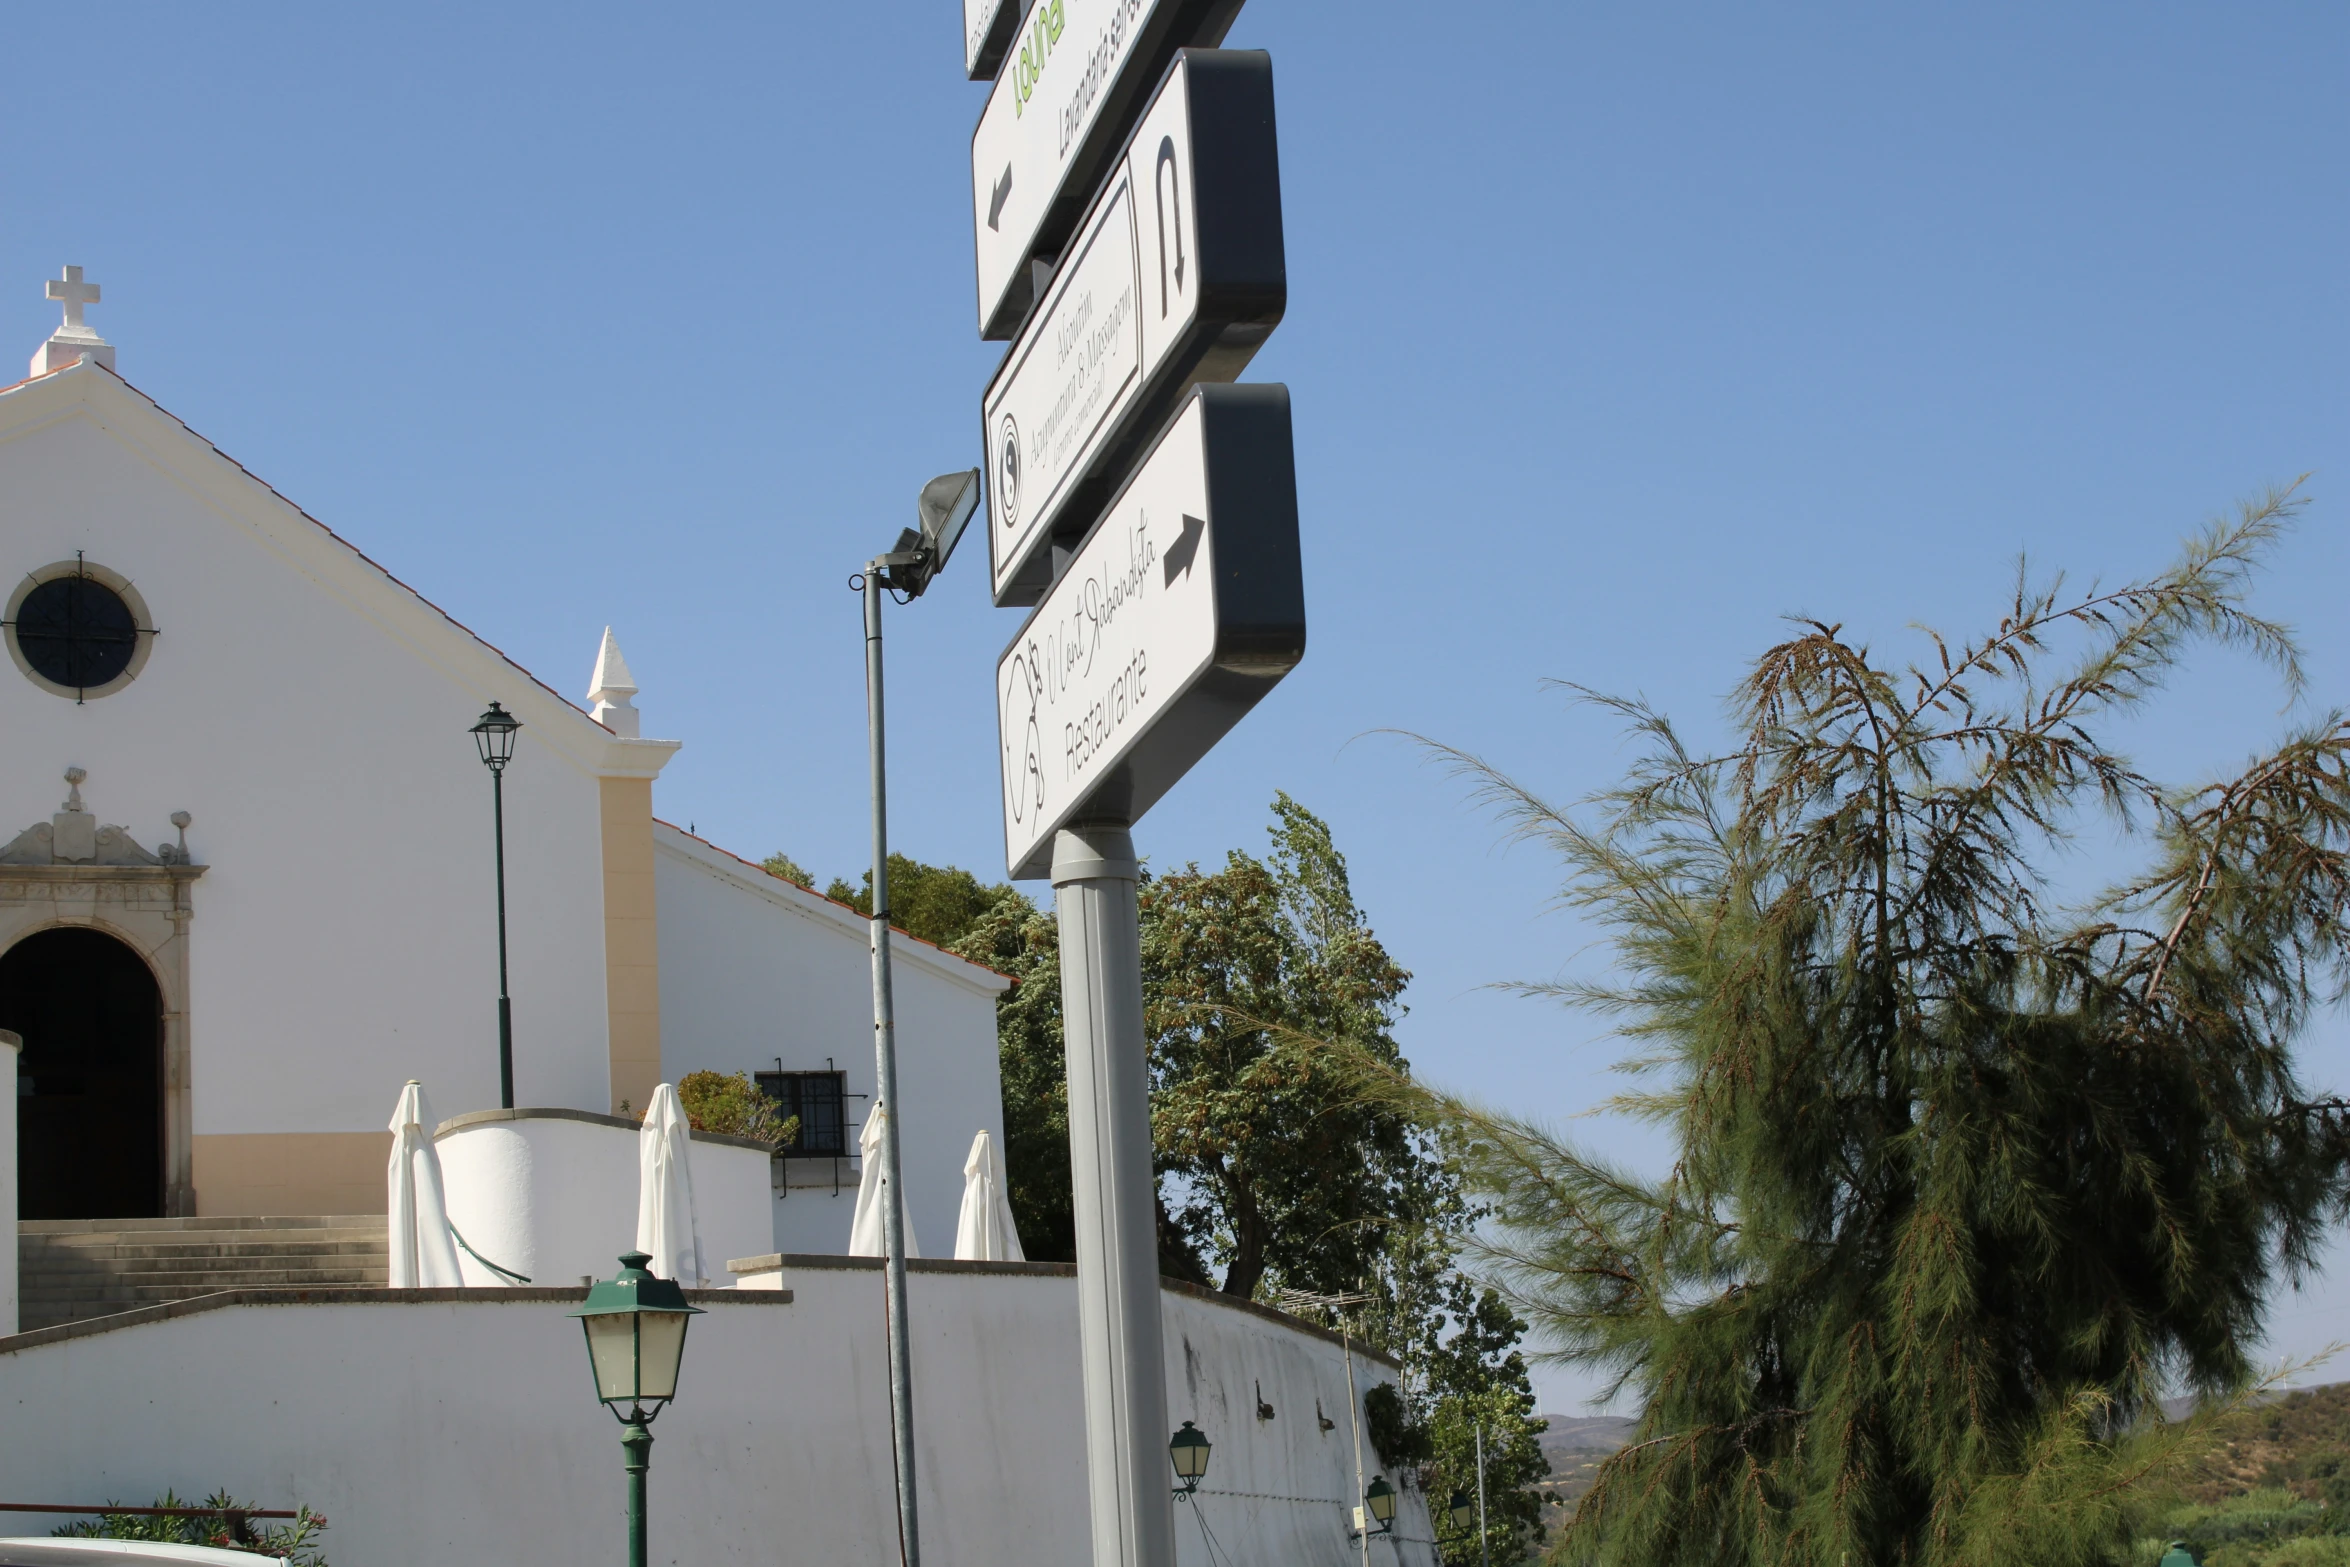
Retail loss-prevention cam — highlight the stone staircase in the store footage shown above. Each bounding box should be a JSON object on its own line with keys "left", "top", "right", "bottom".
{"left": 17, "top": 1216, "right": 389, "bottom": 1332}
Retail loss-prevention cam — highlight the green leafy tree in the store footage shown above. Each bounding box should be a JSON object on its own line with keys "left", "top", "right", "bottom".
{"left": 760, "top": 851, "right": 813, "bottom": 887}
{"left": 1414, "top": 489, "right": 2350, "bottom": 1565}
{"left": 1417, "top": 1279, "right": 1552, "bottom": 1564}
{"left": 823, "top": 854, "right": 1015, "bottom": 949}
{"left": 951, "top": 889, "right": 1079, "bottom": 1261}
{"left": 1143, "top": 793, "right": 1430, "bottom": 1300}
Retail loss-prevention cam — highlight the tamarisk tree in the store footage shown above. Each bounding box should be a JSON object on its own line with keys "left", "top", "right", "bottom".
{"left": 1425, "top": 490, "right": 2350, "bottom": 1565}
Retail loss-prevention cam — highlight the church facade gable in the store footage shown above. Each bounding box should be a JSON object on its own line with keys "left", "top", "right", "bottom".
{"left": 0, "top": 361, "right": 676, "bottom": 1216}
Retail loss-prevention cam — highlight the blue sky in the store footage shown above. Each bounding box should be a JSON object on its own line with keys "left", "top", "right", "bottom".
{"left": 7, "top": 3, "right": 2344, "bottom": 1412}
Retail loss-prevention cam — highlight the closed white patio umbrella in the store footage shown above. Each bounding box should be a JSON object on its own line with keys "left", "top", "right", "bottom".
{"left": 386, "top": 1080, "right": 463, "bottom": 1288}
{"left": 953, "top": 1129, "right": 1023, "bottom": 1262}
{"left": 847, "top": 1102, "right": 918, "bottom": 1258}
{"left": 636, "top": 1082, "right": 705, "bottom": 1284}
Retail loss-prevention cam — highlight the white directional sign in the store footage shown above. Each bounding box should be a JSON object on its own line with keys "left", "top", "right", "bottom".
{"left": 984, "top": 50, "right": 1283, "bottom": 609}
{"left": 965, "top": 0, "right": 1017, "bottom": 79}
{"left": 969, "top": 0, "right": 1243, "bottom": 341}
{"left": 996, "top": 383, "right": 1302, "bottom": 879}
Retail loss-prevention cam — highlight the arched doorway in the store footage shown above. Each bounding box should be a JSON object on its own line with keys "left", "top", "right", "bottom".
{"left": 0, "top": 928, "right": 165, "bottom": 1219}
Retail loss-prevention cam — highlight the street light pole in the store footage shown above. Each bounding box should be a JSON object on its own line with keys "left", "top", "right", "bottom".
{"left": 492, "top": 762, "right": 513, "bottom": 1109}
{"left": 856, "top": 469, "right": 981, "bottom": 1567}
{"left": 862, "top": 563, "right": 920, "bottom": 1567}
{"left": 1475, "top": 1421, "right": 1489, "bottom": 1567}
{"left": 470, "top": 702, "right": 522, "bottom": 1110}
{"left": 622, "top": 1416, "right": 652, "bottom": 1567}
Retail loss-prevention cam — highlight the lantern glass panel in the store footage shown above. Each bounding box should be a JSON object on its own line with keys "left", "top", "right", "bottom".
{"left": 635, "top": 1309, "right": 690, "bottom": 1401}
{"left": 583, "top": 1313, "right": 640, "bottom": 1402}
{"left": 1366, "top": 1478, "right": 1397, "bottom": 1526}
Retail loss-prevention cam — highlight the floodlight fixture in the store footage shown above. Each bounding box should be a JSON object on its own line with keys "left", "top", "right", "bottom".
{"left": 879, "top": 468, "right": 984, "bottom": 598}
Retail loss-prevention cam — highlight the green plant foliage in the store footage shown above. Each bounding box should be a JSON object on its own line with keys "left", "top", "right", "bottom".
{"left": 923, "top": 802, "right": 1555, "bottom": 1540}
{"left": 759, "top": 851, "right": 813, "bottom": 887}
{"left": 1144, "top": 793, "right": 1432, "bottom": 1301}
{"left": 1414, "top": 1280, "right": 1552, "bottom": 1565}
{"left": 57, "top": 1489, "right": 330, "bottom": 1565}
{"left": 1366, "top": 1381, "right": 1434, "bottom": 1468}
{"left": 674, "top": 1068, "right": 796, "bottom": 1146}
{"left": 825, "top": 854, "right": 1018, "bottom": 950}
{"left": 951, "top": 888, "right": 1080, "bottom": 1262}
{"left": 1413, "top": 488, "right": 2350, "bottom": 1565}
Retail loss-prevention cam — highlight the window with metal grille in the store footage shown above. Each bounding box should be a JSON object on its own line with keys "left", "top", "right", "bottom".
{"left": 755, "top": 1069, "right": 849, "bottom": 1158}
{"left": 4, "top": 555, "right": 157, "bottom": 702}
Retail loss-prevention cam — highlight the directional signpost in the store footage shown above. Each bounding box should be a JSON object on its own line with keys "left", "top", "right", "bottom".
{"left": 969, "top": 0, "right": 1245, "bottom": 339}
{"left": 955, "top": 5, "right": 1298, "bottom": 1564}
{"left": 997, "top": 384, "right": 1302, "bottom": 877}
{"left": 984, "top": 49, "right": 1284, "bottom": 607}
{"left": 964, "top": 0, "right": 1017, "bottom": 78}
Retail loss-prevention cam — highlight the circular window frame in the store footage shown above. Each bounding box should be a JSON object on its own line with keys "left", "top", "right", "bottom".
{"left": 5, "top": 559, "right": 157, "bottom": 701}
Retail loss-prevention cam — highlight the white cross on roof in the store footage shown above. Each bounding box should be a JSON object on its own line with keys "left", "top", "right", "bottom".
{"left": 45, "top": 265, "right": 100, "bottom": 334}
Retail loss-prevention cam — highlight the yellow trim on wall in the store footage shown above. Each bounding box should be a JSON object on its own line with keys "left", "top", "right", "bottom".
{"left": 192, "top": 1132, "right": 391, "bottom": 1217}
{"left": 599, "top": 775, "right": 663, "bottom": 1114}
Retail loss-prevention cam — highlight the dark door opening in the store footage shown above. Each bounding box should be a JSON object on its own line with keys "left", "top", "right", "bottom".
{"left": 0, "top": 927, "right": 164, "bottom": 1219}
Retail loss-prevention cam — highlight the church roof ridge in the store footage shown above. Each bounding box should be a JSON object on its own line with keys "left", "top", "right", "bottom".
{"left": 0, "top": 357, "right": 643, "bottom": 761}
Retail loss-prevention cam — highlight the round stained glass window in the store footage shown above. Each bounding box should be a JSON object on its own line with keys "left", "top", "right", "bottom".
{"left": 6, "top": 562, "right": 154, "bottom": 699}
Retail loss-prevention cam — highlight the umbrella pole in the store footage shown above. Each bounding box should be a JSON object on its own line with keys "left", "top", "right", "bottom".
{"left": 863, "top": 565, "right": 922, "bottom": 1567}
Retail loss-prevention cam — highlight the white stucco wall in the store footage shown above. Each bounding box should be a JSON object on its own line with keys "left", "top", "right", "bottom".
{"left": 0, "top": 368, "right": 637, "bottom": 1134}
{"left": 0, "top": 1268, "right": 1439, "bottom": 1567}
{"left": 436, "top": 1110, "right": 775, "bottom": 1287}
{"left": 653, "top": 825, "right": 1012, "bottom": 1258}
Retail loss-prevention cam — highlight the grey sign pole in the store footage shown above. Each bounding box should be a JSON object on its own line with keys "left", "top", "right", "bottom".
{"left": 1053, "top": 821, "right": 1177, "bottom": 1567}
{"left": 863, "top": 567, "right": 922, "bottom": 1567}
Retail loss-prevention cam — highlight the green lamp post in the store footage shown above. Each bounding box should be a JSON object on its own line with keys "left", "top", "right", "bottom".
{"left": 1446, "top": 1487, "right": 1475, "bottom": 1536}
{"left": 2159, "top": 1545, "right": 2198, "bottom": 1567}
{"left": 572, "top": 1253, "right": 703, "bottom": 1567}
{"left": 468, "top": 700, "right": 522, "bottom": 1109}
{"left": 1170, "top": 1421, "right": 1212, "bottom": 1496}
{"left": 1363, "top": 1475, "right": 1398, "bottom": 1535}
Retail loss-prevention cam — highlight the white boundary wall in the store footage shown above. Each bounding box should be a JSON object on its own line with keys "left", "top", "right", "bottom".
{"left": 0, "top": 1266, "right": 1438, "bottom": 1566}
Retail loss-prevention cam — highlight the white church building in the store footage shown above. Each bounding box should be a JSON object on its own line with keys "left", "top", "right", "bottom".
{"left": 0, "top": 274, "right": 1438, "bottom": 1567}
{"left": 0, "top": 273, "right": 1007, "bottom": 1254}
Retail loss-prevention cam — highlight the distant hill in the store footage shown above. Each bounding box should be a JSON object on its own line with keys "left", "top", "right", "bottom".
{"left": 2176, "top": 1380, "right": 2350, "bottom": 1506}
{"left": 1536, "top": 1415, "right": 1639, "bottom": 1508}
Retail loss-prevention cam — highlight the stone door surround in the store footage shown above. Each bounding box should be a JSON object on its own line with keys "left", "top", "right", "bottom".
{"left": 0, "top": 768, "right": 202, "bottom": 1215}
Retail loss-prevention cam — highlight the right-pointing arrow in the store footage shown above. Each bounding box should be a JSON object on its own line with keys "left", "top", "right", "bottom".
{"left": 1162, "top": 512, "right": 1206, "bottom": 586}
{"left": 987, "top": 166, "right": 1014, "bottom": 231}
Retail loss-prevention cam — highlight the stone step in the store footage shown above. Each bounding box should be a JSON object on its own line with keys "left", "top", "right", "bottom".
{"left": 20, "top": 1216, "right": 387, "bottom": 1235}
{"left": 28, "top": 1256, "right": 390, "bottom": 1281}
{"left": 24, "top": 1278, "right": 385, "bottom": 1296}
{"left": 27, "top": 1237, "right": 389, "bottom": 1262}
{"left": 16, "top": 1215, "right": 394, "bottom": 1331}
